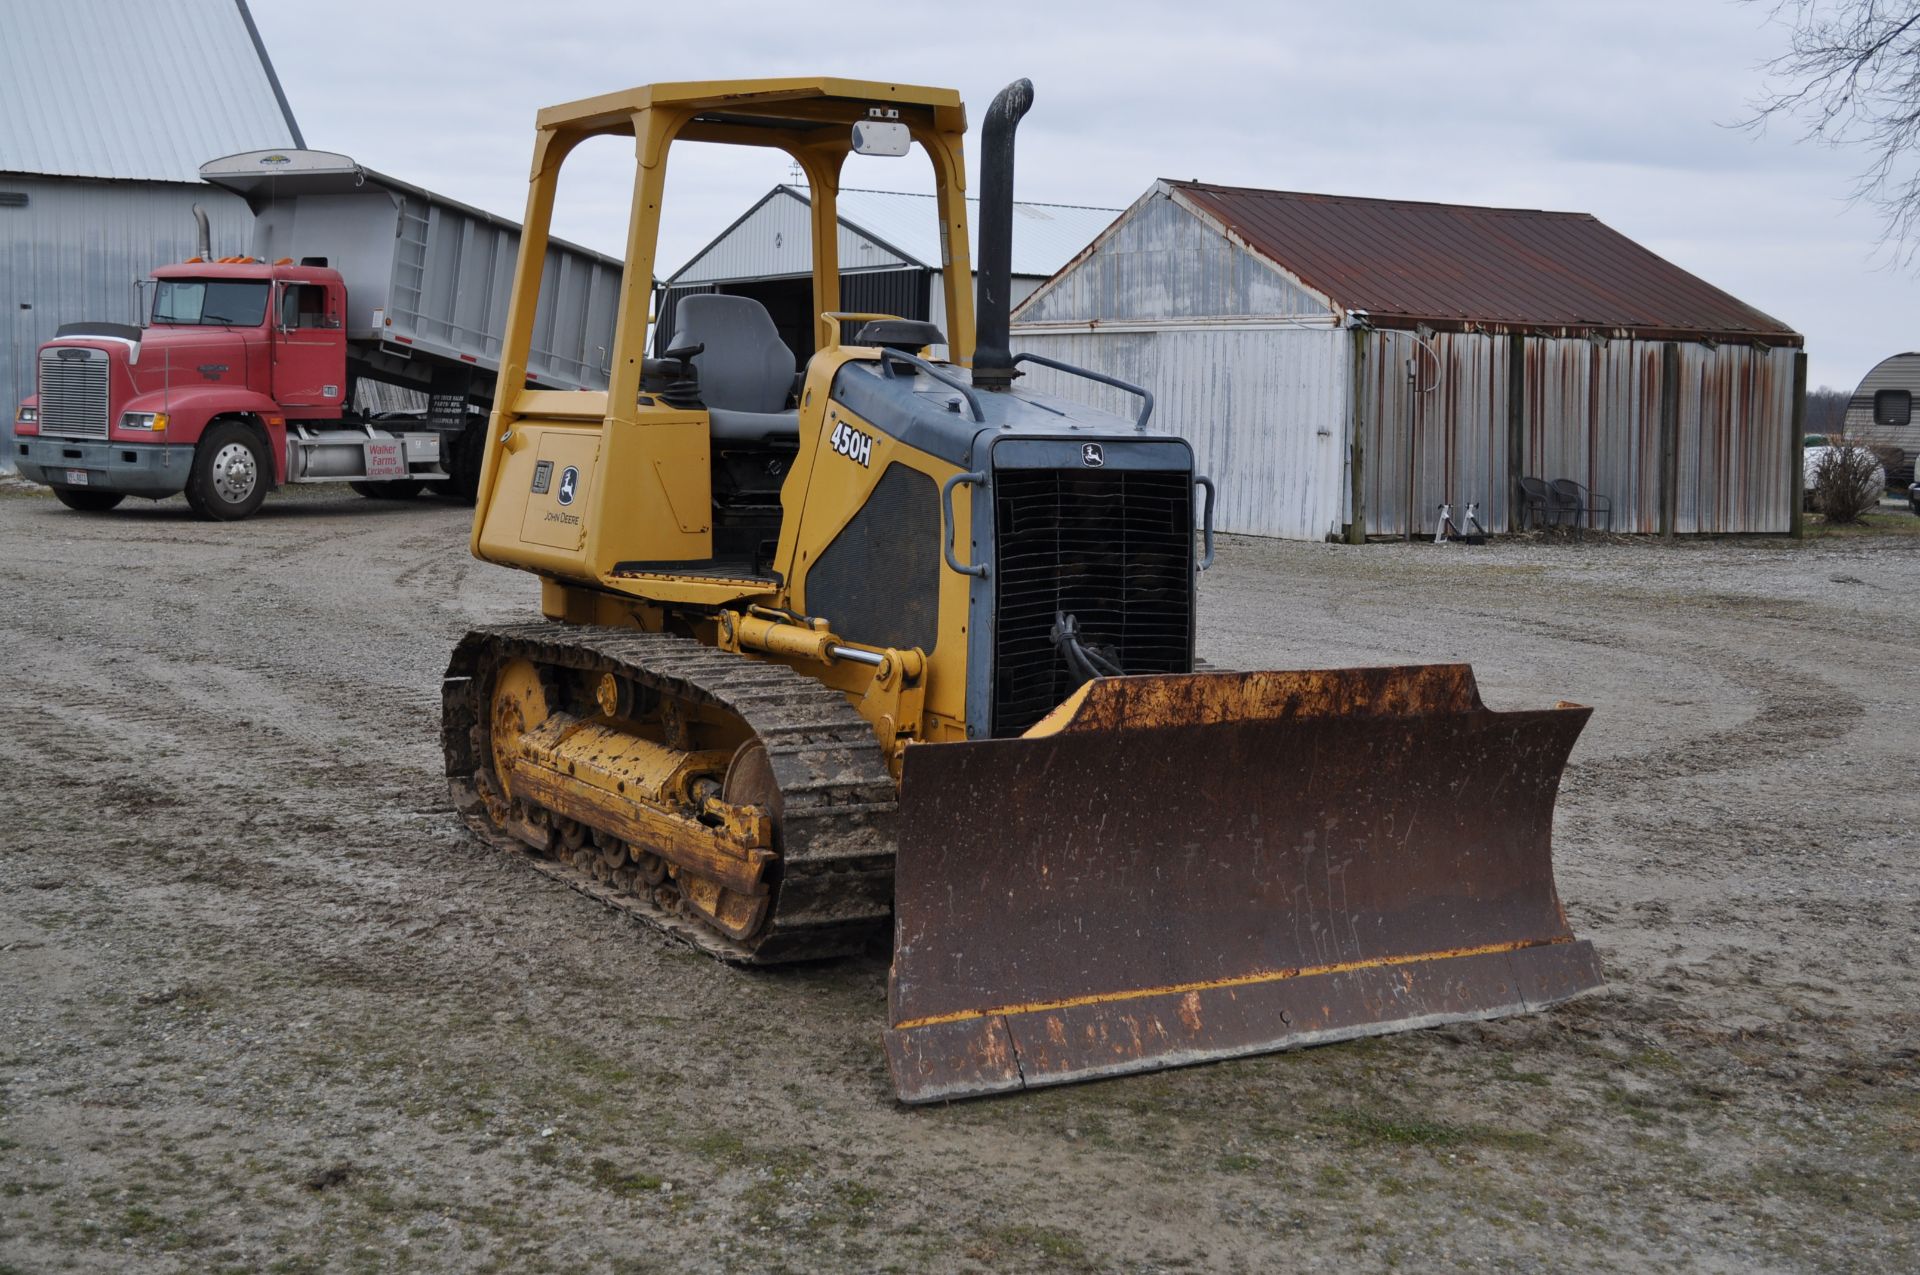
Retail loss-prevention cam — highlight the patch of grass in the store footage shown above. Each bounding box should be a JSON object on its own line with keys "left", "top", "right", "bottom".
{"left": 1488, "top": 1055, "right": 1552, "bottom": 1087}
{"left": 1752, "top": 1160, "right": 1919, "bottom": 1223}
{"left": 1215, "top": 1151, "right": 1261, "bottom": 1174}
{"left": 1, "top": 1180, "right": 59, "bottom": 1198}
{"left": 117, "top": 1204, "right": 168, "bottom": 1238}
{"left": 1804, "top": 509, "right": 1920, "bottom": 537}
{"left": 1600, "top": 1082, "right": 1704, "bottom": 1124}
{"left": 687, "top": 1129, "right": 747, "bottom": 1167}
{"left": 586, "top": 1158, "right": 663, "bottom": 1197}
{"left": 989, "top": 1223, "right": 1093, "bottom": 1269}
{"left": 832, "top": 1180, "right": 881, "bottom": 1213}
{"left": 1331, "top": 1106, "right": 1548, "bottom": 1151}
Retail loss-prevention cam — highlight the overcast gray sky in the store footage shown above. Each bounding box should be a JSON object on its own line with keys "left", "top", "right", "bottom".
{"left": 252, "top": 0, "right": 1906, "bottom": 391}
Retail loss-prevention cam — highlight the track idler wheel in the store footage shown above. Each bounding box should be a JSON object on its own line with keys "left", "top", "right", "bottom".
{"left": 674, "top": 741, "right": 781, "bottom": 942}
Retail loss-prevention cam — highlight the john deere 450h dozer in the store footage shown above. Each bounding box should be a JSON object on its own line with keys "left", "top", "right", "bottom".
{"left": 444, "top": 77, "right": 1602, "bottom": 1103}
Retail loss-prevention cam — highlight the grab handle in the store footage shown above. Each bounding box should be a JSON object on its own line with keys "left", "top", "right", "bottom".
{"left": 1195, "top": 475, "right": 1216, "bottom": 572}
{"left": 880, "top": 348, "right": 986, "bottom": 423}
{"left": 941, "top": 471, "right": 989, "bottom": 578}
{"left": 1012, "top": 352, "right": 1153, "bottom": 429}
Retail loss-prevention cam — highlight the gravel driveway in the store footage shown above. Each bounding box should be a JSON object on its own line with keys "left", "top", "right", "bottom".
{"left": 1, "top": 482, "right": 1914, "bottom": 1273}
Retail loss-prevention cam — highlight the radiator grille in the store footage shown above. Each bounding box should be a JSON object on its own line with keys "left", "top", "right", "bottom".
{"left": 37, "top": 349, "right": 110, "bottom": 439}
{"left": 991, "top": 468, "right": 1193, "bottom": 736}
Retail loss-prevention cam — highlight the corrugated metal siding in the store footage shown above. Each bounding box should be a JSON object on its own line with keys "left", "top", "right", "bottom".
{"left": 1173, "top": 182, "right": 1800, "bottom": 342}
{"left": 1359, "top": 330, "right": 1511, "bottom": 536}
{"left": 672, "top": 188, "right": 903, "bottom": 284}
{"left": 0, "top": 0, "right": 299, "bottom": 183}
{"left": 926, "top": 272, "right": 1041, "bottom": 360}
{"left": 1674, "top": 344, "right": 1794, "bottom": 534}
{"left": 1360, "top": 333, "right": 1792, "bottom": 536}
{"left": 845, "top": 268, "right": 932, "bottom": 323}
{"left": 2, "top": 177, "right": 253, "bottom": 469}
{"left": 1013, "top": 327, "right": 1350, "bottom": 541}
{"left": 1018, "top": 189, "right": 1331, "bottom": 324}
{"left": 1522, "top": 338, "right": 1664, "bottom": 533}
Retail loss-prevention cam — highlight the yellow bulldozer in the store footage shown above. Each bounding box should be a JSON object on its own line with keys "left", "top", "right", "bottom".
{"left": 443, "top": 77, "right": 1602, "bottom": 1103}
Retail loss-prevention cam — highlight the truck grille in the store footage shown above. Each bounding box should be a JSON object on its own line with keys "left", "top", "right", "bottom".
{"left": 991, "top": 468, "right": 1194, "bottom": 736}
{"left": 37, "top": 348, "right": 110, "bottom": 439}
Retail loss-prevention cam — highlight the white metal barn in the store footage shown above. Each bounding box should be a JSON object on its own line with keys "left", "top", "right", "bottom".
{"left": 1012, "top": 180, "right": 1805, "bottom": 540}
{"left": 0, "top": 0, "right": 302, "bottom": 469}
{"left": 658, "top": 185, "right": 1117, "bottom": 364}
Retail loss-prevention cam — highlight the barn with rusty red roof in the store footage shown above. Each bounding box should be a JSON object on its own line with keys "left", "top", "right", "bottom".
{"left": 1011, "top": 180, "right": 1804, "bottom": 540}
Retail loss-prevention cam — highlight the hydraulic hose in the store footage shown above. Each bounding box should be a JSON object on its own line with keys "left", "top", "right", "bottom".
{"left": 1051, "top": 612, "right": 1124, "bottom": 684}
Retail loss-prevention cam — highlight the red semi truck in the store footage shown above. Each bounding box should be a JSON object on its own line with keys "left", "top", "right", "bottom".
{"left": 12, "top": 149, "right": 621, "bottom": 519}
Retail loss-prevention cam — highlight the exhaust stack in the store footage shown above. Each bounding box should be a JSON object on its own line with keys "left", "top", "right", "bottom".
{"left": 972, "top": 79, "right": 1033, "bottom": 392}
{"left": 191, "top": 203, "right": 211, "bottom": 260}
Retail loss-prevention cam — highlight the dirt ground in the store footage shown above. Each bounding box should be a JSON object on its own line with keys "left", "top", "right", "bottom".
{"left": 0, "top": 479, "right": 1914, "bottom": 1274}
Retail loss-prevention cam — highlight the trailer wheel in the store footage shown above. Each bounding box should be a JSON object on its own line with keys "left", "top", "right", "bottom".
{"left": 52, "top": 487, "right": 125, "bottom": 512}
{"left": 349, "top": 480, "right": 424, "bottom": 500}
{"left": 184, "top": 421, "right": 268, "bottom": 521}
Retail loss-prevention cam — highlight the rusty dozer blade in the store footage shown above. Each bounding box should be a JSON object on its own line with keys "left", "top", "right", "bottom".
{"left": 885, "top": 664, "right": 1602, "bottom": 1104}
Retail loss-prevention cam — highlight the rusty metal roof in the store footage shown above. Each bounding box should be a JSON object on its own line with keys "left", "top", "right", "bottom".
{"left": 1170, "top": 181, "right": 1800, "bottom": 344}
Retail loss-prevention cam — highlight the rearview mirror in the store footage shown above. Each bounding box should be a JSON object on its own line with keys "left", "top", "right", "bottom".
{"left": 851, "top": 120, "right": 911, "bottom": 157}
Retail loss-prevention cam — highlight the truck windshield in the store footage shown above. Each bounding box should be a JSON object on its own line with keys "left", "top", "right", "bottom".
{"left": 152, "top": 280, "right": 269, "bottom": 327}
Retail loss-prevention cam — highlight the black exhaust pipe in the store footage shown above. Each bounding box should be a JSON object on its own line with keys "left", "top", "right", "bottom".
{"left": 973, "top": 78, "right": 1033, "bottom": 393}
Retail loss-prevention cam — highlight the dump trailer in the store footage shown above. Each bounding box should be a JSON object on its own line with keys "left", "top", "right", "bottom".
{"left": 443, "top": 77, "right": 1603, "bottom": 1103}
{"left": 11, "top": 149, "right": 621, "bottom": 519}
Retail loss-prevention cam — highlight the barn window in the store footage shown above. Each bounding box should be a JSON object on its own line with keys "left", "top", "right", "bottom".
{"left": 1874, "top": 389, "right": 1911, "bottom": 427}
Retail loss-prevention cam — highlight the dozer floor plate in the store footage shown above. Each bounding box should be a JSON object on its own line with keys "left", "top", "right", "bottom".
{"left": 884, "top": 665, "right": 1602, "bottom": 1103}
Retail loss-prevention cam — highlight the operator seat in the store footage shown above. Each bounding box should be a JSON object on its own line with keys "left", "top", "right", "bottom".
{"left": 668, "top": 294, "right": 800, "bottom": 441}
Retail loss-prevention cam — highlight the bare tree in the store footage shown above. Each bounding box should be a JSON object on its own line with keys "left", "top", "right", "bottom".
{"left": 1744, "top": 2, "right": 1920, "bottom": 256}
{"left": 1804, "top": 384, "right": 1852, "bottom": 435}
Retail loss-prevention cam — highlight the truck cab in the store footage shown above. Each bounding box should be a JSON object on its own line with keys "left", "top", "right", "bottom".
{"left": 13, "top": 258, "right": 442, "bottom": 518}
{"left": 12, "top": 148, "right": 624, "bottom": 520}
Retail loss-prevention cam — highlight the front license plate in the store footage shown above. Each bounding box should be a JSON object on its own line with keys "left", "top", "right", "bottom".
{"left": 64, "top": 469, "right": 89, "bottom": 486}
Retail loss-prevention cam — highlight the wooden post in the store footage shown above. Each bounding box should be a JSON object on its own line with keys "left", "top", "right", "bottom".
{"left": 1658, "top": 342, "right": 1681, "bottom": 539}
{"left": 1789, "top": 349, "right": 1808, "bottom": 539}
{"left": 1346, "top": 328, "right": 1367, "bottom": 544}
{"left": 1506, "top": 333, "right": 1525, "bottom": 531}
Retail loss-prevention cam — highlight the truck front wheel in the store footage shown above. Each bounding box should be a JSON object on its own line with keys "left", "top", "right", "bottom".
{"left": 52, "top": 487, "right": 125, "bottom": 512}
{"left": 185, "top": 421, "right": 268, "bottom": 521}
